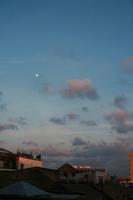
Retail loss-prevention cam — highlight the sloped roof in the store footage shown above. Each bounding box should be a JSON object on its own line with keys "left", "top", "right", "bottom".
{"left": 58, "top": 163, "right": 77, "bottom": 172}
{"left": 0, "top": 181, "right": 50, "bottom": 198}
{"left": 0, "top": 148, "right": 15, "bottom": 159}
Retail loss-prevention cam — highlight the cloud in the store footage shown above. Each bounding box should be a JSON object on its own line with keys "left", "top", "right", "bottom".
{"left": 0, "top": 91, "right": 3, "bottom": 101}
{"left": 49, "top": 112, "right": 96, "bottom": 127}
{"left": 49, "top": 117, "right": 66, "bottom": 125}
{"left": 118, "top": 78, "right": 133, "bottom": 86}
{"left": 71, "top": 137, "right": 132, "bottom": 175}
{"left": 80, "top": 120, "right": 97, "bottom": 126}
{"left": 113, "top": 94, "right": 127, "bottom": 109}
{"left": 66, "top": 112, "right": 79, "bottom": 120}
{"left": 9, "top": 116, "right": 28, "bottom": 126}
{"left": 0, "top": 103, "right": 6, "bottom": 111}
{"left": 49, "top": 112, "right": 79, "bottom": 126}
{"left": 22, "top": 141, "right": 39, "bottom": 147}
{"left": 122, "top": 56, "right": 133, "bottom": 73}
{"left": 44, "top": 158, "right": 65, "bottom": 169}
{"left": 32, "top": 145, "right": 71, "bottom": 158}
{"left": 105, "top": 109, "right": 133, "bottom": 133}
{"left": 16, "top": 117, "right": 27, "bottom": 126}
{"left": 72, "top": 137, "right": 88, "bottom": 146}
{"left": 82, "top": 107, "right": 89, "bottom": 112}
{"left": 0, "top": 91, "right": 6, "bottom": 111}
{"left": 61, "top": 80, "right": 99, "bottom": 100}
{"left": 0, "top": 124, "right": 18, "bottom": 132}
{"left": 44, "top": 145, "right": 71, "bottom": 157}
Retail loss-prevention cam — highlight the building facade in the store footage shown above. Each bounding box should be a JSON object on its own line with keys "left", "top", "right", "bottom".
{"left": 58, "top": 163, "right": 108, "bottom": 184}
{"left": 16, "top": 153, "right": 43, "bottom": 169}
{"left": 58, "top": 163, "right": 77, "bottom": 182}
{"left": 129, "top": 152, "right": 133, "bottom": 182}
{"left": 0, "top": 148, "right": 43, "bottom": 170}
{"left": 94, "top": 168, "right": 107, "bottom": 184}
{"left": 0, "top": 148, "right": 16, "bottom": 170}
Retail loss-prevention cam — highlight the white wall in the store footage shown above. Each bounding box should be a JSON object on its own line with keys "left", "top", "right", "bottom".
{"left": 94, "top": 170, "right": 107, "bottom": 184}
{"left": 74, "top": 171, "right": 93, "bottom": 183}
{"left": 17, "top": 157, "right": 43, "bottom": 169}
{"left": 74, "top": 170, "right": 107, "bottom": 184}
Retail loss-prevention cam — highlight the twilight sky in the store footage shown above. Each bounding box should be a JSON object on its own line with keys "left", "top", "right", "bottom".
{"left": 0, "top": 0, "right": 133, "bottom": 176}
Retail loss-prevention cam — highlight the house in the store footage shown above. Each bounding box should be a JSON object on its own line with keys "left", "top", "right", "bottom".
{"left": 0, "top": 148, "right": 16, "bottom": 170}
{"left": 93, "top": 168, "right": 107, "bottom": 184}
{"left": 58, "top": 163, "right": 108, "bottom": 184}
{"left": 58, "top": 163, "right": 77, "bottom": 182}
{"left": 0, "top": 148, "right": 43, "bottom": 170}
{"left": 74, "top": 170, "right": 94, "bottom": 183}
{"left": 16, "top": 152, "right": 43, "bottom": 169}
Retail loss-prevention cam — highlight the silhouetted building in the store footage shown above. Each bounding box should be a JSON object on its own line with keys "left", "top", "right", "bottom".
{"left": 58, "top": 163, "right": 108, "bottom": 184}
{"left": 0, "top": 148, "right": 43, "bottom": 170}
{"left": 0, "top": 148, "right": 16, "bottom": 170}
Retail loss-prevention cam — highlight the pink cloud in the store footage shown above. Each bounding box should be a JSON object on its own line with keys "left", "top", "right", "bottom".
{"left": 105, "top": 109, "right": 133, "bottom": 133}
{"left": 122, "top": 56, "right": 133, "bottom": 65}
{"left": 61, "top": 80, "right": 99, "bottom": 100}
{"left": 68, "top": 80, "right": 91, "bottom": 92}
{"left": 66, "top": 112, "right": 79, "bottom": 120}
{"left": 121, "top": 56, "right": 133, "bottom": 73}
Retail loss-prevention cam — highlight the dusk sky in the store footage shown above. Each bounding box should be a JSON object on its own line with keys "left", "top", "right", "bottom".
{"left": 0, "top": 0, "right": 133, "bottom": 175}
